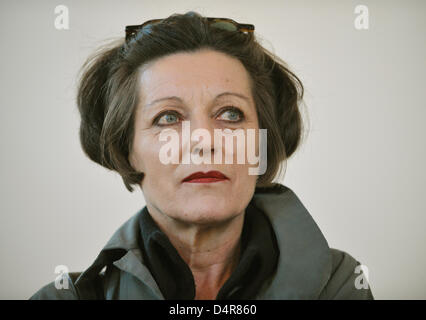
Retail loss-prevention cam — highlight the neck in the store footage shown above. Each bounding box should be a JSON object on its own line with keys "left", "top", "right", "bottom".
{"left": 146, "top": 204, "right": 245, "bottom": 299}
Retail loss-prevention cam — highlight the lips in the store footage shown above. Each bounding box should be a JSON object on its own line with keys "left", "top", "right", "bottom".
{"left": 182, "top": 170, "right": 229, "bottom": 183}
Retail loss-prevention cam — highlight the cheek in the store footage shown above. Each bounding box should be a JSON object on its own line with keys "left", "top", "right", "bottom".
{"left": 131, "top": 133, "right": 177, "bottom": 184}
{"left": 237, "top": 165, "right": 258, "bottom": 185}
{"left": 130, "top": 134, "right": 159, "bottom": 173}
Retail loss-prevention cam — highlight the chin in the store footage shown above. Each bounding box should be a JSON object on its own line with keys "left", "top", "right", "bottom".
{"left": 176, "top": 202, "right": 241, "bottom": 226}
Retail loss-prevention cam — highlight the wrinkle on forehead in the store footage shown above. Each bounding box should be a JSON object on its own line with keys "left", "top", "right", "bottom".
{"left": 136, "top": 49, "right": 253, "bottom": 110}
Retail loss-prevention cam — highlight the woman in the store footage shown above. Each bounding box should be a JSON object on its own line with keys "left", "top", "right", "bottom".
{"left": 31, "top": 11, "right": 373, "bottom": 300}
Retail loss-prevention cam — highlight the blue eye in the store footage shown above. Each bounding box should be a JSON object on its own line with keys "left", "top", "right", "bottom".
{"left": 218, "top": 107, "right": 244, "bottom": 122}
{"left": 155, "top": 112, "right": 180, "bottom": 126}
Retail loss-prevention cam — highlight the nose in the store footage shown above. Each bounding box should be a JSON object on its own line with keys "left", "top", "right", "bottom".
{"left": 185, "top": 113, "right": 216, "bottom": 161}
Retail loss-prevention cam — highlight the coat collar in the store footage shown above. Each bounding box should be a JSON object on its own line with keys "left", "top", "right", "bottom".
{"left": 75, "top": 184, "right": 332, "bottom": 299}
{"left": 251, "top": 184, "right": 332, "bottom": 299}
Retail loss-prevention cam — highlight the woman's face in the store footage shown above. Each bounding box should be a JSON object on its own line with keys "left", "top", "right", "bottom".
{"left": 129, "top": 48, "right": 260, "bottom": 225}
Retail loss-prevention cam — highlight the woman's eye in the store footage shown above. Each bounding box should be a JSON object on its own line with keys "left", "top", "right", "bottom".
{"left": 218, "top": 108, "right": 244, "bottom": 122}
{"left": 155, "top": 112, "right": 180, "bottom": 126}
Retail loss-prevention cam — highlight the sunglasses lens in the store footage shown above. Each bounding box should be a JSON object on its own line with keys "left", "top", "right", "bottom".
{"left": 210, "top": 21, "right": 237, "bottom": 31}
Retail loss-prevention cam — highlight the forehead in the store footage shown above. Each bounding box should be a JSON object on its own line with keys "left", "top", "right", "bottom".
{"left": 138, "top": 49, "right": 252, "bottom": 101}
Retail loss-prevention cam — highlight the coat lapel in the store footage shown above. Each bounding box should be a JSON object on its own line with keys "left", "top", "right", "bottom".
{"left": 252, "top": 185, "right": 332, "bottom": 299}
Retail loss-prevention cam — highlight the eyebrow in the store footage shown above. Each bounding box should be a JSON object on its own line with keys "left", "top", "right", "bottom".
{"left": 144, "top": 92, "right": 251, "bottom": 109}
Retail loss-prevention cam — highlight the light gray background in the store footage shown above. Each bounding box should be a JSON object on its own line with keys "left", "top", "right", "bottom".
{"left": 0, "top": 0, "right": 425, "bottom": 299}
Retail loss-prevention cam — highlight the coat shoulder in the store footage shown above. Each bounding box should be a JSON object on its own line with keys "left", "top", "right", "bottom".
{"left": 319, "top": 248, "right": 374, "bottom": 300}
{"left": 29, "top": 272, "right": 80, "bottom": 300}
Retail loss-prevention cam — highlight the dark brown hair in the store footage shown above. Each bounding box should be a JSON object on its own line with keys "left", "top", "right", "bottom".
{"left": 77, "top": 11, "right": 305, "bottom": 192}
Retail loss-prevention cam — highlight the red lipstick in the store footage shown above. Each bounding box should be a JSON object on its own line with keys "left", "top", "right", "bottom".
{"left": 182, "top": 170, "right": 229, "bottom": 183}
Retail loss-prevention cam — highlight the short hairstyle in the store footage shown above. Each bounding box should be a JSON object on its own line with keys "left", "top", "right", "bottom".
{"left": 77, "top": 11, "right": 305, "bottom": 192}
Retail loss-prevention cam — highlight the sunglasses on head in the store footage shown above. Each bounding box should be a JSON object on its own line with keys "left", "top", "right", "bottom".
{"left": 125, "top": 17, "right": 255, "bottom": 42}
